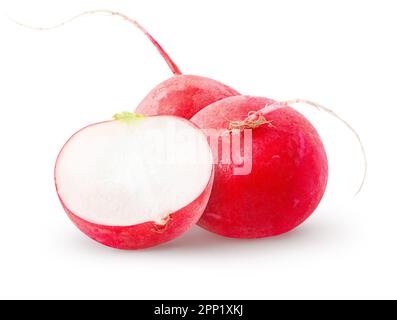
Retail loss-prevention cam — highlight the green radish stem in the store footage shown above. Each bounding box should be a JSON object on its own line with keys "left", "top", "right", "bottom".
{"left": 113, "top": 112, "right": 145, "bottom": 125}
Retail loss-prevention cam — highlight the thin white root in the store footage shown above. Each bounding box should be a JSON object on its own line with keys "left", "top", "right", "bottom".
{"left": 282, "top": 99, "right": 367, "bottom": 196}
{"left": 8, "top": 10, "right": 116, "bottom": 31}
{"left": 8, "top": 9, "right": 182, "bottom": 75}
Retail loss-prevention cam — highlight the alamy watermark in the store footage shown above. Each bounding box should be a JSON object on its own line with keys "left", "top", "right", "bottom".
{"left": 133, "top": 124, "right": 253, "bottom": 176}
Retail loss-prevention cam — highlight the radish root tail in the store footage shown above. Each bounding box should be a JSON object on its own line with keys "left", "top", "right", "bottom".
{"left": 229, "top": 99, "right": 367, "bottom": 196}
{"left": 8, "top": 9, "right": 182, "bottom": 75}
{"left": 282, "top": 99, "right": 367, "bottom": 196}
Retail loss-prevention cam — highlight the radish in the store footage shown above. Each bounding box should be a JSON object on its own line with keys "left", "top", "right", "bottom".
{"left": 55, "top": 113, "right": 214, "bottom": 249}
{"left": 191, "top": 96, "right": 329, "bottom": 238}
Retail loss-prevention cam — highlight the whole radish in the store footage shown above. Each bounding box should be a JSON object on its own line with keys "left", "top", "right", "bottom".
{"left": 191, "top": 96, "right": 328, "bottom": 238}
{"left": 55, "top": 113, "right": 214, "bottom": 249}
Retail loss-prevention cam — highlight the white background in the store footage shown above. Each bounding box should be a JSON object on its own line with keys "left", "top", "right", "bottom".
{"left": 0, "top": 0, "right": 396, "bottom": 299}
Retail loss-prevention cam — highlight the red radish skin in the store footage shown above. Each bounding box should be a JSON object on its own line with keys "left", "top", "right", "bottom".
{"left": 136, "top": 75, "right": 239, "bottom": 119}
{"left": 54, "top": 116, "right": 214, "bottom": 250}
{"left": 56, "top": 174, "right": 214, "bottom": 250}
{"left": 191, "top": 96, "right": 328, "bottom": 238}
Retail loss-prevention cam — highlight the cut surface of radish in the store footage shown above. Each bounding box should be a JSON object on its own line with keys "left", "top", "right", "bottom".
{"left": 55, "top": 115, "right": 213, "bottom": 249}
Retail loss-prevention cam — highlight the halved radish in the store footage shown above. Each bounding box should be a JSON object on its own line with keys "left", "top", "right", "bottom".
{"left": 55, "top": 113, "right": 214, "bottom": 249}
